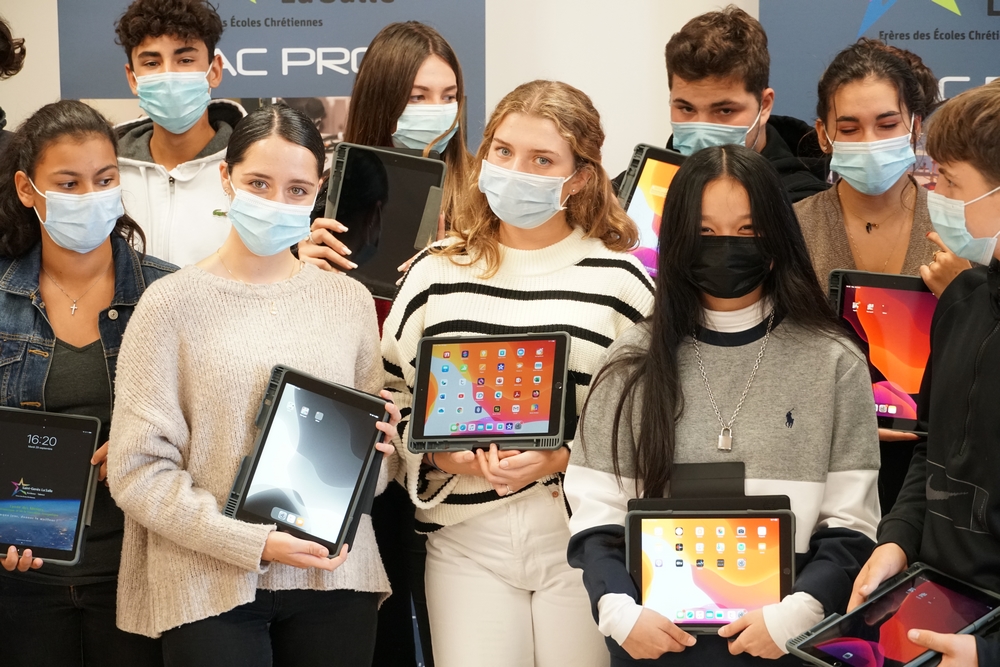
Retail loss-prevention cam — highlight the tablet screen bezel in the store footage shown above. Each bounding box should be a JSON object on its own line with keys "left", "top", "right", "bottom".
{"left": 792, "top": 565, "right": 1000, "bottom": 667}
{"left": 626, "top": 509, "right": 795, "bottom": 633}
{"left": 327, "top": 143, "right": 446, "bottom": 299}
{"left": 0, "top": 406, "right": 100, "bottom": 564}
{"left": 233, "top": 370, "right": 385, "bottom": 555}
{"left": 620, "top": 145, "right": 686, "bottom": 279}
{"left": 408, "top": 333, "right": 571, "bottom": 450}
{"left": 829, "top": 270, "right": 937, "bottom": 433}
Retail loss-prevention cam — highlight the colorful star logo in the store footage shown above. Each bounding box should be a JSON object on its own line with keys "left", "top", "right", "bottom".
{"left": 11, "top": 478, "right": 27, "bottom": 497}
{"left": 858, "top": 0, "right": 963, "bottom": 37}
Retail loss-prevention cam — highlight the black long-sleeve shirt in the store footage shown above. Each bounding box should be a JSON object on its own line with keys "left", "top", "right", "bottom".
{"left": 878, "top": 260, "right": 1000, "bottom": 666}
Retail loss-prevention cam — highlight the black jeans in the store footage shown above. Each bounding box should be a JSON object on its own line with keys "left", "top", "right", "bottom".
{"left": 161, "top": 588, "right": 379, "bottom": 667}
{"left": 371, "top": 480, "right": 433, "bottom": 666}
{"left": 0, "top": 576, "right": 162, "bottom": 666}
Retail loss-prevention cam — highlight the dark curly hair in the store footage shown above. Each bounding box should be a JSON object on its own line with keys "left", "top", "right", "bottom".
{"left": 0, "top": 101, "right": 146, "bottom": 258}
{"left": 0, "top": 14, "right": 26, "bottom": 79}
{"left": 114, "top": 0, "right": 223, "bottom": 68}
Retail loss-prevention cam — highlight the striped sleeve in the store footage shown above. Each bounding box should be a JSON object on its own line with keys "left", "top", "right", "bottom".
{"left": 380, "top": 252, "right": 462, "bottom": 510}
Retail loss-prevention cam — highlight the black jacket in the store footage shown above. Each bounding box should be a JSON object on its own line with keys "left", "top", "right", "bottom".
{"left": 878, "top": 260, "right": 1000, "bottom": 666}
{"left": 612, "top": 115, "right": 829, "bottom": 204}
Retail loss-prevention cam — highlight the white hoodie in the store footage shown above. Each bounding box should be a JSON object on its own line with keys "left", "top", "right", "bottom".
{"left": 116, "top": 99, "right": 246, "bottom": 267}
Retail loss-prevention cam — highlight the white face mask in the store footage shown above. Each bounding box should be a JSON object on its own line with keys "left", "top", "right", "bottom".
{"left": 477, "top": 160, "right": 576, "bottom": 229}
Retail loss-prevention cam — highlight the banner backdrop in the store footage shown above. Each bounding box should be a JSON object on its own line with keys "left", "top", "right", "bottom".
{"left": 761, "top": 0, "right": 1000, "bottom": 123}
{"left": 57, "top": 0, "right": 486, "bottom": 145}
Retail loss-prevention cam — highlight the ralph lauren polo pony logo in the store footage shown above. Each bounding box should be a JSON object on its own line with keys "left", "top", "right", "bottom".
{"left": 785, "top": 409, "right": 794, "bottom": 429}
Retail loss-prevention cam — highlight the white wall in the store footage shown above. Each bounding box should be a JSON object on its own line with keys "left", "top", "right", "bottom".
{"left": 485, "top": 0, "right": 758, "bottom": 174}
{"left": 0, "top": 0, "right": 758, "bottom": 173}
{"left": 0, "top": 1, "right": 60, "bottom": 131}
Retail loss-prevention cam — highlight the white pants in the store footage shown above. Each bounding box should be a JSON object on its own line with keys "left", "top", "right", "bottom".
{"left": 425, "top": 486, "right": 609, "bottom": 667}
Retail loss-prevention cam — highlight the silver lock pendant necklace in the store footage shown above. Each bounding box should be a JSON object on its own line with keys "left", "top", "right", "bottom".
{"left": 691, "top": 312, "right": 773, "bottom": 451}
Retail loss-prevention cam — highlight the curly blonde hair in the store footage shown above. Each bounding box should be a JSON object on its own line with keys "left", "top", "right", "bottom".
{"left": 436, "top": 80, "right": 639, "bottom": 277}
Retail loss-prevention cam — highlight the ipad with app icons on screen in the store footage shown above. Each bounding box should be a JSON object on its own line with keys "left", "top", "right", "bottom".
{"left": 407, "top": 333, "right": 571, "bottom": 452}
{"left": 626, "top": 508, "right": 795, "bottom": 634}
{"left": 828, "top": 270, "right": 938, "bottom": 435}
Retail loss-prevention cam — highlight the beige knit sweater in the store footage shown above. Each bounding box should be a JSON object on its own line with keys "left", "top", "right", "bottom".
{"left": 794, "top": 178, "right": 936, "bottom": 288}
{"left": 108, "top": 264, "right": 393, "bottom": 638}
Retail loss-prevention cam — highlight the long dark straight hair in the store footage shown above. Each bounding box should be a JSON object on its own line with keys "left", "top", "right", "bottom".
{"left": 584, "top": 145, "right": 838, "bottom": 497}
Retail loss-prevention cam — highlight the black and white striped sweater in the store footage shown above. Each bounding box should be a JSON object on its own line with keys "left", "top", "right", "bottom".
{"left": 381, "top": 226, "right": 655, "bottom": 531}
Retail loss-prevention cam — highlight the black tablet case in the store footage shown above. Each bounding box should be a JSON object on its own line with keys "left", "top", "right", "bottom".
{"left": 225, "top": 366, "right": 382, "bottom": 552}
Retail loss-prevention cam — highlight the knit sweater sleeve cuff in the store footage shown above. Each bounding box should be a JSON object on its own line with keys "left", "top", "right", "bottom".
{"left": 598, "top": 593, "right": 643, "bottom": 646}
{"left": 762, "top": 592, "right": 826, "bottom": 654}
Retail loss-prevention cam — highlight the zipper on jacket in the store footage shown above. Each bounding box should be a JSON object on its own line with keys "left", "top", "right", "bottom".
{"left": 166, "top": 176, "right": 176, "bottom": 259}
{"left": 959, "top": 320, "right": 1000, "bottom": 457}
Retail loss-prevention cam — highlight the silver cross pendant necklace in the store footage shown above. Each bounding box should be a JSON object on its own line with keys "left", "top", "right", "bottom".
{"left": 691, "top": 311, "right": 774, "bottom": 451}
{"left": 41, "top": 261, "right": 113, "bottom": 316}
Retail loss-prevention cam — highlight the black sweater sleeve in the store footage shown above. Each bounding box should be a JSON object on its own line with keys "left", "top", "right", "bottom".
{"left": 792, "top": 527, "right": 877, "bottom": 615}
{"left": 566, "top": 524, "right": 636, "bottom": 624}
{"left": 877, "top": 355, "right": 932, "bottom": 563}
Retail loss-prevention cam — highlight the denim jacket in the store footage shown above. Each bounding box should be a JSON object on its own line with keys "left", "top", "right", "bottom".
{"left": 0, "top": 235, "right": 176, "bottom": 409}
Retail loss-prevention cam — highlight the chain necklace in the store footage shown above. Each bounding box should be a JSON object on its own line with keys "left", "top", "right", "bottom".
{"left": 837, "top": 181, "right": 912, "bottom": 273}
{"left": 41, "top": 261, "right": 113, "bottom": 316}
{"left": 216, "top": 250, "right": 303, "bottom": 316}
{"left": 692, "top": 311, "right": 774, "bottom": 451}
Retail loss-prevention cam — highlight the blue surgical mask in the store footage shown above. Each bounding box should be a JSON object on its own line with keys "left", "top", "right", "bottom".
{"left": 928, "top": 186, "right": 1000, "bottom": 265}
{"left": 136, "top": 70, "right": 212, "bottom": 135}
{"left": 227, "top": 189, "right": 313, "bottom": 257}
{"left": 827, "top": 130, "right": 915, "bottom": 196}
{"left": 478, "top": 160, "right": 576, "bottom": 230}
{"left": 30, "top": 180, "right": 123, "bottom": 254}
{"left": 392, "top": 102, "right": 459, "bottom": 154}
{"left": 670, "top": 106, "right": 763, "bottom": 156}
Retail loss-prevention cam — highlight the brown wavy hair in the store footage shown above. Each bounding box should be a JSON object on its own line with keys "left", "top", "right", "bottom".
{"left": 436, "top": 80, "right": 639, "bottom": 278}
{"left": 345, "top": 21, "right": 472, "bottom": 225}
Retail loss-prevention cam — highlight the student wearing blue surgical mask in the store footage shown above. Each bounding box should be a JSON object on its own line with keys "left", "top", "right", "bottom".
{"left": 299, "top": 21, "right": 472, "bottom": 277}
{"left": 625, "top": 6, "right": 829, "bottom": 204}
{"left": 113, "top": 0, "right": 246, "bottom": 267}
{"left": 795, "top": 40, "right": 970, "bottom": 513}
{"left": 382, "top": 80, "right": 655, "bottom": 667}
{"left": 849, "top": 80, "right": 1000, "bottom": 667}
{"left": 106, "top": 104, "right": 401, "bottom": 666}
{"left": 297, "top": 21, "right": 473, "bottom": 667}
{"left": 0, "top": 100, "right": 174, "bottom": 666}
{"left": 795, "top": 40, "right": 953, "bottom": 290}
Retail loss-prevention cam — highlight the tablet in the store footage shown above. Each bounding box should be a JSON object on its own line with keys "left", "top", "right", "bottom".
{"left": 325, "top": 142, "right": 446, "bottom": 299}
{"left": 829, "top": 270, "right": 937, "bottom": 433}
{"left": 407, "top": 333, "right": 571, "bottom": 452}
{"left": 626, "top": 508, "right": 795, "bottom": 633}
{"left": 0, "top": 406, "right": 100, "bottom": 566}
{"left": 617, "top": 144, "right": 686, "bottom": 278}
{"left": 223, "top": 366, "right": 388, "bottom": 555}
{"left": 787, "top": 563, "right": 1000, "bottom": 667}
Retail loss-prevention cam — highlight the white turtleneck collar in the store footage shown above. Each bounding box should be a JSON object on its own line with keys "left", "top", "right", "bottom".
{"left": 702, "top": 297, "right": 773, "bottom": 333}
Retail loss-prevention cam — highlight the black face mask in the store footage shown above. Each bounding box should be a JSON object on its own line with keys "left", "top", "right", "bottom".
{"left": 690, "top": 236, "right": 770, "bottom": 299}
